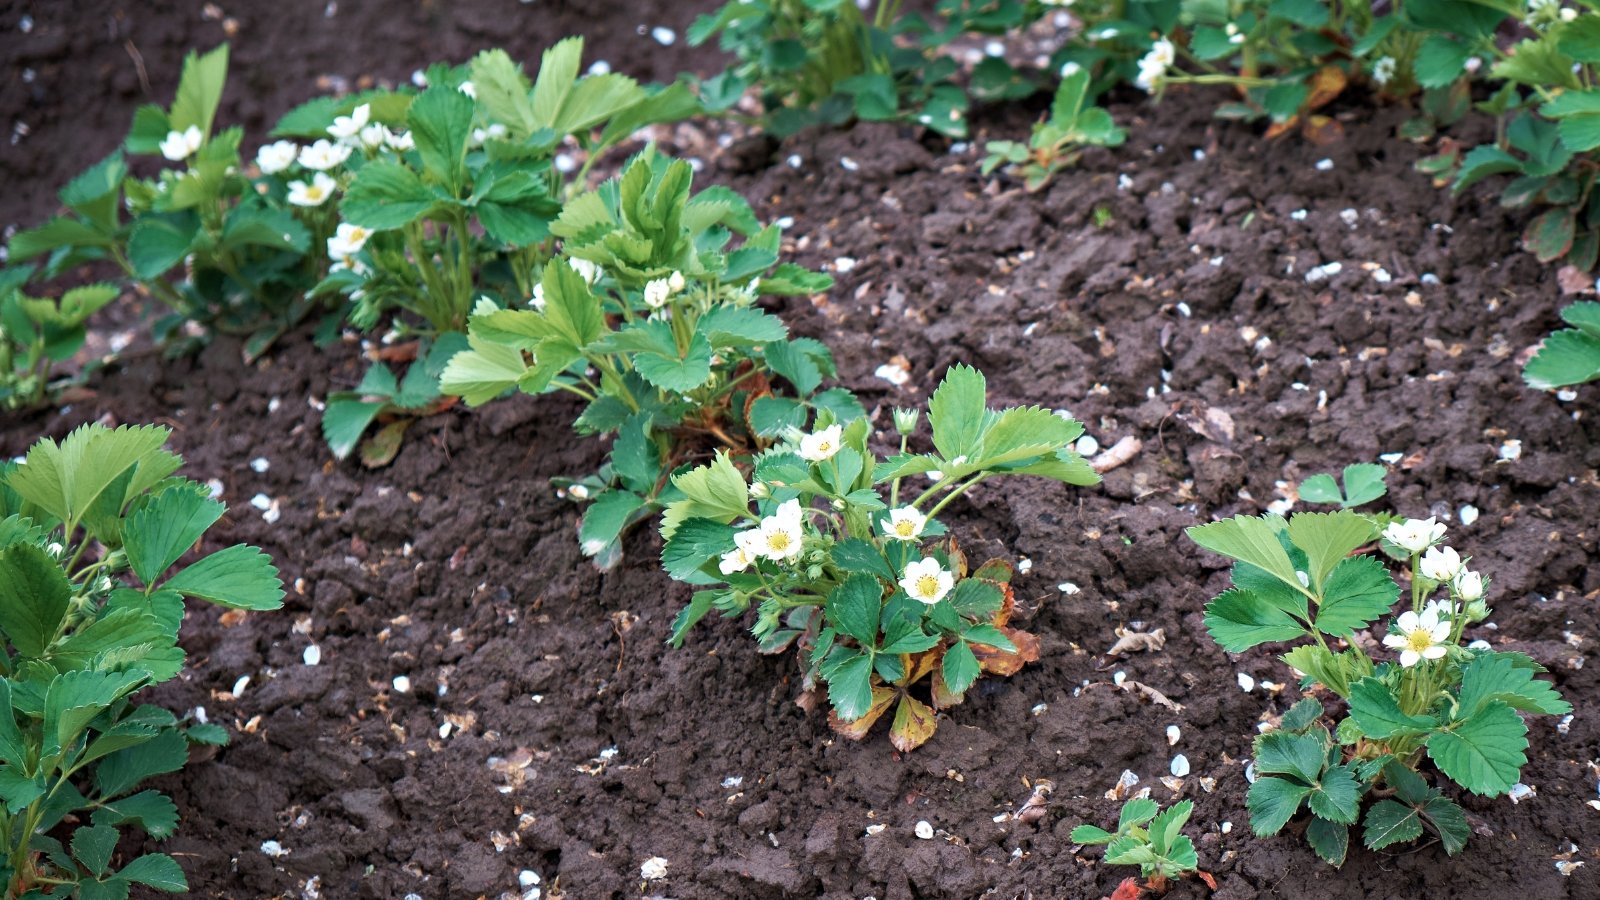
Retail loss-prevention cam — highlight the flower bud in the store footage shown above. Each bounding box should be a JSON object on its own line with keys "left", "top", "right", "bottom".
{"left": 749, "top": 481, "right": 770, "bottom": 499}
{"left": 1464, "top": 599, "right": 1490, "bottom": 623}
{"left": 893, "top": 408, "right": 920, "bottom": 435}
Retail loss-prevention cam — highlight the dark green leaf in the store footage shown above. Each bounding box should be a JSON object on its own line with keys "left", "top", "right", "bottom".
{"left": 1362, "top": 799, "right": 1423, "bottom": 850}
{"left": 1247, "top": 776, "right": 1311, "bottom": 835}
{"left": 0, "top": 543, "right": 71, "bottom": 657}
{"left": 162, "top": 544, "right": 285, "bottom": 610}
{"left": 1348, "top": 677, "right": 1437, "bottom": 739}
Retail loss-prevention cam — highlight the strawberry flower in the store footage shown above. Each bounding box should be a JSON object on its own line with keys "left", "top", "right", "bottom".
{"left": 286, "top": 172, "right": 337, "bottom": 207}
{"left": 799, "top": 424, "right": 843, "bottom": 462}
{"left": 900, "top": 557, "right": 954, "bottom": 604}
{"left": 883, "top": 507, "right": 927, "bottom": 542}
{"left": 255, "top": 140, "right": 298, "bottom": 175}
{"left": 1383, "top": 608, "right": 1451, "bottom": 667}
{"left": 1382, "top": 517, "right": 1446, "bottom": 554}
{"left": 159, "top": 125, "right": 203, "bottom": 162}
{"left": 1419, "top": 545, "right": 1463, "bottom": 583}
{"left": 755, "top": 499, "right": 805, "bottom": 562}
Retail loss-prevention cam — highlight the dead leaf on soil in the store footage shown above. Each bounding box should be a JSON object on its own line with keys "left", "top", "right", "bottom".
{"left": 889, "top": 695, "right": 938, "bottom": 752}
{"left": 1106, "top": 876, "right": 1144, "bottom": 900}
{"left": 1106, "top": 626, "right": 1167, "bottom": 656}
{"left": 1090, "top": 435, "right": 1143, "bottom": 474}
{"left": 973, "top": 627, "right": 1041, "bottom": 676}
{"left": 1559, "top": 265, "right": 1595, "bottom": 295}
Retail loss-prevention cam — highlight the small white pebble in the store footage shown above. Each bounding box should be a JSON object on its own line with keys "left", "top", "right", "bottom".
{"left": 1459, "top": 504, "right": 1479, "bottom": 526}
{"left": 1558, "top": 388, "right": 1579, "bottom": 402}
{"left": 640, "top": 857, "right": 669, "bottom": 880}
{"left": 1237, "top": 672, "right": 1255, "bottom": 692}
{"left": 587, "top": 60, "right": 611, "bottom": 75}
{"left": 1117, "top": 173, "right": 1134, "bottom": 191}
{"left": 250, "top": 457, "right": 270, "bottom": 473}
{"left": 1017, "top": 557, "right": 1033, "bottom": 574}
{"left": 1499, "top": 439, "right": 1522, "bottom": 461}
{"left": 1508, "top": 783, "right": 1536, "bottom": 804}
{"left": 599, "top": 746, "right": 618, "bottom": 760}
{"left": 554, "top": 153, "right": 577, "bottom": 174}
{"left": 1170, "top": 754, "right": 1190, "bottom": 777}
{"left": 1057, "top": 582, "right": 1081, "bottom": 595}
{"left": 874, "top": 362, "right": 910, "bottom": 386}
{"left": 250, "top": 493, "right": 272, "bottom": 511}
{"left": 1339, "top": 209, "right": 1359, "bottom": 227}
{"left": 1315, "top": 158, "right": 1334, "bottom": 171}
{"left": 232, "top": 675, "right": 251, "bottom": 696}
{"left": 1166, "top": 725, "right": 1181, "bottom": 746}
{"left": 260, "top": 840, "right": 288, "bottom": 858}
{"left": 1421, "top": 273, "right": 1441, "bottom": 285}
{"left": 392, "top": 675, "right": 411, "bottom": 693}
{"left": 303, "top": 645, "right": 321, "bottom": 666}
{"left": 841, "top": 157, "right": 859, "bottom": 171}
{"left": 1244, "top": 761, "right": 1257, "bottom": 783}
{"left": 519, "top": 870, "right": 541, "bottom": 888}
{"left": 786, "top": 154, "right": 802, "bottom": 169}
{"left": 650, "top": 26, "right": 676, "bottom": 45}
{"left": 865, "top": 823, "right": 886, "bottom": 836}
{"left": 1372, "top": 268, "right": 1391, "bottom": 284}
{"left": 439, "top": 722, "right": 453, "bottom": 739}
{"left": 721, "top": 776, "right": 744, "bottom": 789}
{"left": 1290, "top": 209, "right": 1308, "bottom": 221}
{"left": 1075, "top": 434, "right": 1099, "bottom": 456}
{"left": 1176, "top": 302, "right": 1191, "bottom": 317}
{"left": 1221, "top": 821, "right": 1233, "bottom": 834}
{"left": 1558, "top": 714, "right": 1574, "bottom": 735}
{"left": 914, "top": 821, "right": 935, "bottom": 840}
{"left": 1031, "top": 703, "right": 1049, "bottom": 716}
{"left": 834, "top": 256, "right": 857, "bottom": 272}
{"left": 206, "top": 478, "right": 225, "bottom": 498}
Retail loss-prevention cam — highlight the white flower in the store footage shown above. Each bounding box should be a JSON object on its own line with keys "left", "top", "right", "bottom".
{"left": 1382, "top": 608, "right": 1451, "bottom": 667}
{"left": 1454, "top": 569, "right": 1485, "bottom": 601}
{"left": 327, "top": 103, "right": 371, "bottom": 142}
{"left": 568, "top": 257, "right": 601, "bottom": 285}
{"left": 1382, "top": 517, "right": 1446, "bottom": 554}
{"left": 720, "top": 529, "right": 763, "bottom": 574}
{"left": 799, "top": 424, "right": 844, "bottom": 462}
{"left": 1562, "top": 7, "right": 1579, "bottom": 21}
{"left": 1420, "top": 545, "right": 1463, "bottom": 583}
{"left": 255, "top": 140, "right": 299, "bottom": 174}
{"left": 531, "top": 284, "right": 546, "bottom": 310}
{"left": 644, "top": 278, "right": 673, "bottom": 309}
{"left": 755, "top": 500, "right": 805, "bottom": 562}
{"left": 159, "top": 125, "right": 203, "bottom": 161}
{"left": 385, "top": 129, "right": 415, "bottom": 152}
{"left": 1059, "top": 61, "right": 1082, "bottom": 78}
{"left": 668, "top": 270, "right": 686, "bottom": 292}
{"left": 358, "top": 123, "right": 388, "bottom": 149}
{"left": 327, "top": 222, "right": 373, "bottom": 258}
{"left": 900, "top": 557, "right": 954, "bottom": 605}
{"left": 1372, "top": 56, "right": 1396, "bottom": 86}
{"left": 458, "top": 80, "right": 477, "bottom": 99}
{"left": 286, "top": 172, "right": 338, "bottom": 207}
{"left": 330, "top": 255, "right": 370, "bottom": 276}
{"left": 470, "top": 123, "right": 509, "bottom": 147}
{"left": 1134, "top": 39, "right": 1175, "bottom": 93}
{"left": 884, "top": 507, "right": 928, "bottom": 542}
{"left": 298, "top": 139, "right": 352, "bottom": 171}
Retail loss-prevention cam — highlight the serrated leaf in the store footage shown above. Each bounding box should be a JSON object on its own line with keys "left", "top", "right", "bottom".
{"left": 660, "top": 517, "right": 734, "bottom": 580}
{"left": 1362, "top": 799, "right": 1423, "bottom": 849}
{"left": 94, "top": 728, "right": 189, "bottom": 799}
{"left": 1247, "top": 776, "right": 1311, "bottom": 835}
{"left": 1070, "top": 824, "right": 1116, "bottom": 844}
{"left": 1306, "top": 817, "right": 1349, "bottom": 866}
{"left": 162, "top": 544, "right": 285, "bottom": 611}
{"left": 928, "top": 364, "right": 989, "bottom": 461}
{"left": 888, "top": 694, "right": 938, "bottom": 752}
{"left": 1525, "top": 320, "right": 1600, "bottom": 389}
{"left": 1187, "top": 515, "right": 1303, "bottom": 593}
{"left": 118, "top": 853, "right": 188, "bottom": 891}
{"left": 1525, "top": 208, "right": 1577, "bottom": 263}
{"left": 1204, "top": 588, "right": 1308, "bottom": 652}
{"left": 825, "top": 651, "right": 876, "bottom": 722}
{"left": 1315, "top": 555, "right": 1399, "bottom": 637}
{"left": 1348, "top": 677, "right": 1437, "bottom": 739}
{"left": 72, "top": 823, "right": 120, "bottom": 877}
{"left": 408, "top": 85, "right": 475, "bottom": 195}
{"left": 0, "top": 543, "right": 72, "bottom": 657}
{"left": 941, "top": 640, "right": 980, "bottom": 695}
{"left": 1308, "top": 765, "right": 1362, "bottom": 824}
{"left": 341, "top": 161, "right": 435, "bottom": 230}
{"left": 1421, "top": 796, "right": 1470, "bottom": 854}
{"left": 1427, "top": 700, "right": 1528, "bottom": 795}
{"left": 1255, "top": 730, "right": 1327, "bottom": 784}
{"left": 91, "top": 790, "right": 180, "bottom": 839}
{"left": 826, "top": 575, "right": 883, "bottom": 648}
{"left": 124, "top": 485, "right": 225, "bottom": 585}
{"left": 1118, "top": 797, "right": 1160, "bottom": 829}
{"left": 1458, "top": 652, "right": 1571, "bottom": 717}
{"left": 169, "top": 45, "right": 229, "bottom": 136}
{"left": 1288, "top": 511, "right": 1373, "bottom": 591}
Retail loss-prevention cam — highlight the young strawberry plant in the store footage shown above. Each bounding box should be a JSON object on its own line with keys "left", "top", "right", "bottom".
{"left": 1525, "top": 301, "right": 1600, "bottom": 390}
{"left": 1298, "top": 462, "right": 1388, "bottom": 509}
{"left": 321, "top": 335, "right": 468, "bottom": 466}
{"left": 1187, "top": 510, "right": 1569, "bottom": 864}
{"left": 7, "top": 45, "right": 326, "bottom": 358}
{"left": 982, "top": 66, "right": 1126, "bottom": 190}
{"left": 1072, "top": 798, "right": 1200, "bottom": 890}
{"left": 0, "top": 424, "right": 286, "bottom": 897}
{"left": 441, "top": 149, "right": 837, "bottom": 566}
{"left": 0, "top": 269, "right": 118, "bottom": 412}
{"left": 658, "top": 365, "right": 1100, "bottom": 749}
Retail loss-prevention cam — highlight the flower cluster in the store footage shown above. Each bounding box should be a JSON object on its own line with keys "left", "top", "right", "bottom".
{"left": 1134, "top": 39, "right": 1175, "bottom": 93}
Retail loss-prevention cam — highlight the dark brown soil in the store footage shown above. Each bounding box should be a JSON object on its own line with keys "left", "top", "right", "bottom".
{"left": 4, "top": 4, "right": 1600, "bottom": 900}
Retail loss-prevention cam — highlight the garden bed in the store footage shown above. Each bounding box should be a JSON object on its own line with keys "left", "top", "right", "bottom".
{"left": 4, "top": 2, "right": 1599, "bottom": 898}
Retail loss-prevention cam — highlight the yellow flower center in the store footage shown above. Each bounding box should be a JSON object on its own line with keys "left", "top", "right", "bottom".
{"left": 306, "top": 187, "right": 326, "bottom": 201}
{"left": 1405, "top": 629, "right": 1434, "bottom": 653}
{"left": 916, "top": 575, "right": 941, "bottom": 598}
{"left": 894, "top": 521, "right": 917, "bottom": 537}
{"left": 767, "top": 532, "right": 792, "bottom": 552}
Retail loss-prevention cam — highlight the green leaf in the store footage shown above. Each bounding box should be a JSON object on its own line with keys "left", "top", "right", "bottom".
{"left": 72, "top": 824, "right": 120, "bottom": 877}
{"left": 0, "top": 543, "right": 72, "bottom": 657}
{"left": 1421, "top": 796, "right": 1470, "bottom": 854}
{"left": 1524, "top": 208, "right": 1577, "bottom": 264}
{"left": 1254, "top": 730, "right": 1327, "bottom": 784}
{"left": 634, "top": 328, "right": 714, "bottom": 393}
{"left": 660, "top": 517, "right": 734, "bottom": 580}
{"left": 44, "top": 669, "right": 147, "bottom": 759}
{"left": 94, "top": 728, "right": 189, "bottom": 799}
{"left": 169, "top": 45, "right": 229, "bottom": 136}
{"left": 1306, "top": 817, "right": 1349, "bottom": 866}
{"left": 1458, "top": 653, "right": 1571, "bottom": 717}
{"left": 118, "top": 853, "right": 188, "bottom": 892}
{"left": 1118, "top": 797, "right": 1161, "bottom": 829}
{"left": 1148, "top": 799, "right": 1192, "bottom": 854}
{"left": 341, "top": 162, "right": 435, "bottom": 230}
{"left": 827, "top": 575, "right": 884, "bottom": 647}
{"left": 1348, "top": 677, "right": 1437, "bottom": 739}
{"left": 662, "top": 451, "right": 749, "bottom": 540}
{"left": 0, "top": 765, "right": 46, "bottom": 814}
{"left": 825, "top": 651, "right": 876, "bottom": 722}
{"left": 1269, "top": 0, "right": 1330, "bottom": 27}
{"left": 321, "top": 398, "right": 388, "bottom": 461}
{"left": 1525, "top": 317, "right": 1600, "bottom": 389}
{"left": 1308, "top": 765, "right": 1362, "bottom": 824}
{"left": 1362, "top": 799, "right": 1423, "bottom": 850}
{"left": 832, "top": 539, "right": 894, "bottom": 581}
{"left": 1427, "top": 700, "right": 1528, "bottom": 795}
{"left": 1247, "top": 776, "right": 1311, "bottom": 835}
{"left": 1315, "top": 555, "right": 1399, "bottom": 637}
{"left": 408, "top": 85, "right": 475, "bottom": 195}
{"left": 7, "top": 216, "right": 113, "bottom": 260}
{"left": 928, "top": 364, "right": 989, "bottom": 461}
{"left": 91, "top": 790, "right": 179, "bottom": 839}
{"left": 123, "top": 485, "right": 226, "bottom": 585}
{"left": 439, "top": 331, "right": 528, "bottom": 406}
{"left": 1186, "top": 515, "right": 1303, "bottom": 593}
{"left": 8, "top": 424, "right": 175, "bottom": 528}
{"left": 947, "top": 579, "right": 1004, "bottom": 621}
{"left": 1070, "top": 824, "right": 1116, "bottom": 845}
{"left": 1339, "top": 464, "right": 1388, "bottom": 507}
{"left": 469, "top": 49, "right": 537, "bottom": 136}
{"left": 578, "top": 490, "right": 648, "bottom": 556}
{"left": 941, "top": 640, "right": 980, "bottom": 695}
{"left": 1287, "top": 511, "right": 1373, "bottom": 590}
{"left": 1204, "top": 588, "right": 1308, "bottom": 652}
{"left": 668, "top": 590, "right": 719, "bottom": 648}
{"left": 531, "top": 37, "right": 584, "bottom": 128}
{"left": 1414, "top": 35, "right": 1472, "bottom": 89}
{"left": 162, "top": 544, "right": 285, "bottom": 610}
{"left": 542, "top": 258, "right": 605, "bottom": 348}
{"left": 698, "top": 305, "right": 788, "bottom": 346}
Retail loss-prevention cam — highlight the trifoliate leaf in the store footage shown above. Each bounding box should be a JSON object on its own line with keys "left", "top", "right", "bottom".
{"left": 1308, "top": 764, "right": 1362, "bottom": 824}
{"left": 1247, "top": 775, "right": 1312, "bottom": 835}
{"left": 94, "top": 728, "right": 189, "bottom": 799}
{"left": 1287, "top": 511, "right": 1372, "bottom": 590}
{"left": 947, "top": 579, "right": 1004, "bottom": 621}
{"left": 1427, "top": 700, "right": 1528, "bottom": 795}
{"left": 1186, "top": 515, "right": 1303, "bottom": 593}
{"left": 1458, "top": 652, "right": 1571, "bottom": 717}
{"left": 162, "top": 544, "right": 286, "bottom": 611}
{"left": 1314, "top": 555, "right": 1399, "bottom": 637}
{"left": 1306, "top": 817, "right": 1350, "bottom": 866}
{"left": 0, "top": 543, "right": 72, "bottom": 657}
{"left": 1362, "top": 799, "right": 1423, "bottom": 850}
{"left": 1279, "top": 697, "right": 1326, "bottom": 734}
{"left": 928, "top": 364, "right": 989, "bottom": 461}
{"left": 826, "top": 575, "right": 884, "bottom": 648}
{"left": 8, "top": 424, "right": 174, "bottom": 528}
{"left": 1204, "top": 588, "right": 1308, "bottom": 652}
{"left": 1347, "top": 677, "right": 1437, "bottom": 739}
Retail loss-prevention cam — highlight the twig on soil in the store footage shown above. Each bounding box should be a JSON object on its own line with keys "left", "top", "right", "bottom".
{"left": 123, "top": 40, "right": 151, "bottom": 94}
{"left": 1088, "top": 679, "right": 1184, "bottom": 712}
{"left": 1090, "top": 435, "right": 1143, "bottom": 474}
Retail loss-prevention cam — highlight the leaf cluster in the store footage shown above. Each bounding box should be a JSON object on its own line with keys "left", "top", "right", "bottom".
{"left": 1072, "top": 797, "right": 1200, "bottom": 882}
{"left": 981, "top": 67, "right": 1126, "bottom": 190}
{"left": 0, "top": 424, "right": 285, "bottom": 896}
{"left": 0, "top": 269, "right": 117, "bottom": 412}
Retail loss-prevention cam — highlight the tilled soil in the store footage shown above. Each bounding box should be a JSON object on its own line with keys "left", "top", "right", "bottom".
{"left": 4, "top": 5, "right": 1600, "bottom": 900}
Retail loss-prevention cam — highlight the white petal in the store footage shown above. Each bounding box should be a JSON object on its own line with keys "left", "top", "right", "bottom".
{"left": 1422, "top": 645, "right": 1448, "bottom": 660}
{"left": 1399, "top": 649, "right": 1421, "bottom": 667}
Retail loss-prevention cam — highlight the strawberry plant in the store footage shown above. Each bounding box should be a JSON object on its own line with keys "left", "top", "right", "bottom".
{"left": 982, "top": 66, "right": 1126, "bottom": 190}
{"left": 1525, "top": 301, "right": 1600, "bottom": 390}
{"left": 0, "top": 269, "right": 117, "bottom": 412}
{"left": 0, "top": 424, "right": 286, "bottom": 897}
{"left": 658, "top": 365, "right": 1100, "bottom": 749}
{"left": 1072, "top": 798, "right": 1201, "bottom": 889}
{"left": 1188, "top": 509, "right": 1568, "bottom": 863}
